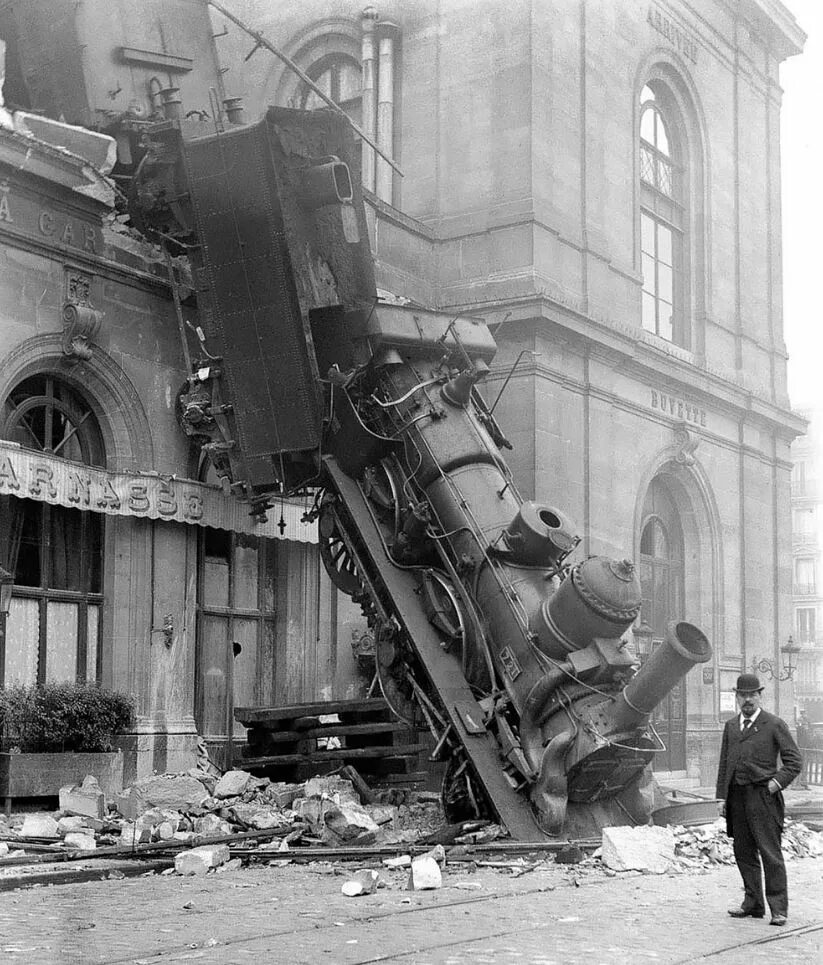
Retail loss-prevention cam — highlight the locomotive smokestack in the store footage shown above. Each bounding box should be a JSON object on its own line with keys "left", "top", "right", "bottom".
{"left": 606, "top": 621, "right": 711, "bottom": 733}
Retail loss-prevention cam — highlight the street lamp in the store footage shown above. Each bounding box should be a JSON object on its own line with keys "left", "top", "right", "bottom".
{"left": 754, "top": 635, "right": 802, "bottom": 682}
{"left": 0, "top": 565, "right": 13, "bottom": 688}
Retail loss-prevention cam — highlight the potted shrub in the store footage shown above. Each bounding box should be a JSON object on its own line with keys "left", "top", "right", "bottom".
{"left": 0, "top": 682, "right": 134, "bottom": 814}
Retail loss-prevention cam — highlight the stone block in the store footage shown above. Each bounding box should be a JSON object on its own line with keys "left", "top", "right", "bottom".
{"left": 231, "top": 802, "right": 290, "bottom": 831}
{"left": 214, "top": 770, "right": 254, "bottom": 799}
{"left": 156, "top": 821, "right": 175, "bottom": 841}
{"left": 20, "top": 815, "right": 59, "bottom": 838}
{"left": 173, "top": 831, "right": 196, "bottom": 844}
{"left": 267, "top": 782, "right": 301, "bottom": 809}
{"left": 59, "top": 776, "right": 106, "bottom": 819}
{"left": 119, "top": 823, "right": 151, "bottom": 846}
{"left": 118, "top": 775, "right": 209, "bottom": 816}
{"left": 174, "top": 844, "right": 230, "bottom": 876}
{"left": 341, "top": 869, "right": 381, "bottom": 896}
{"left": 303, "top": 775, "right": 359, "bottom": 804}
{"left": 322, "top": 803, "right": 380, "bottom": 844}
{"left": 407, "top": 855, "right": 442, "bottom": 891}
{"left": 193, "top": 813, "right": 232, "bottom": 837}
{"left": 0, "top": 842, "right": 8, "bottom": 857}
{"left": 57, "top": 816, "right": 86, "bottom": 836}
{"left": 601, "top": 825, "right": 675, "bottom": 874}
{"left": 63, "top": 832, "right": 96, "bottom": 851}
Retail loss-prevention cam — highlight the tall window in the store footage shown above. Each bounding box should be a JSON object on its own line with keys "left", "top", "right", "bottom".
{"left": 0, "top": 375, "right": 105, "bottom": 685}
{"left": 796, "top": 607, "right": 816, "bottom": 645}
{"left": 299, "top": 53, "right": 363, "bottom": 129}
{"left": 640, "top": 83, "right": 686, "bottom": 346}
{"left": 795, "top": 558, "right": 816, "bottom": 595}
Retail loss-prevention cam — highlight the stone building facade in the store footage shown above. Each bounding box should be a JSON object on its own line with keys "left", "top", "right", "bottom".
{"left": 212, "top": 0, "right": 806, "bottom": 782}
{"left": 0, "top": 0, "right": 808, "bottom": 786}
{"left": 791, "top": 409, "right": 823, "bottom": 723}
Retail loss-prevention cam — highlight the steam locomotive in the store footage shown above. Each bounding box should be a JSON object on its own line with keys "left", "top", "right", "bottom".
{"left": 132, "top": 105, "right": 711, "bottom": 839}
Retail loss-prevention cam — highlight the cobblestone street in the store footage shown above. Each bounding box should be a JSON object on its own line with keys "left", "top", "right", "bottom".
{"left": 1, "top": 852, "right": 821, "bottom": 964}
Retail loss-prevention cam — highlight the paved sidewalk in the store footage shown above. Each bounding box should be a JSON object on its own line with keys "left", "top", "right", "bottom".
{"left": 1, "top": 847, "right": 821, "bottom": 963}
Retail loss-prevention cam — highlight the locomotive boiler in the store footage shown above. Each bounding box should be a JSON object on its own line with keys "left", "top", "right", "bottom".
{"left": 132, "top": 104, "right": 711, "bottom": 839}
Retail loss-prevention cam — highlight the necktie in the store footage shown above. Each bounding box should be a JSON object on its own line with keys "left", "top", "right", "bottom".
{"left": 743, "top": 719, "right": 751, "bottom": 731}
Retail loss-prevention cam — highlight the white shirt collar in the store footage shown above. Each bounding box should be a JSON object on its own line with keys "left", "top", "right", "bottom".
{"left": 740, "top": 708, "right": 761, "bottom": 729}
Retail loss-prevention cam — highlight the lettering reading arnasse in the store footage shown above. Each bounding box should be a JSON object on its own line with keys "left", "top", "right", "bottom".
{"left": 647, "top": 5, "right": 699, "bottom": 65}
{"left": 650, "top": 389, "right": 707, "bottom": 427}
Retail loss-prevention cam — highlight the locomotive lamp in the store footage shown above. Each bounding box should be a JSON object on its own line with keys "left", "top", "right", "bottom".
{"left": 754, "top": 635, "right": 801, "bottom": 682}
{"left": 632, "top": 621, "right": 654, "bottom": 662}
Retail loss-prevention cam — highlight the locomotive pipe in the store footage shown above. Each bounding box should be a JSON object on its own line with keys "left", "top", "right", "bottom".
{"left": 606, "top": 621, "right": 711, "bottom": 734}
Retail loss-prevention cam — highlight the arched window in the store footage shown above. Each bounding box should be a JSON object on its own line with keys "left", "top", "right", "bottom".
{"left": 299, "top": 53, "right": 363, "bottom": 129}
{"left": 640, "top": 82, "right": 687, "bottom": 346}
{"left": 0, "top": 374, "right": 105, "bottom": 685}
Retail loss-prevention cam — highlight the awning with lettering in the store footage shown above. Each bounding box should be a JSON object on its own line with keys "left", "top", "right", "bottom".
{"left": 0, "top": 440, "right": 317, "bottom": 543}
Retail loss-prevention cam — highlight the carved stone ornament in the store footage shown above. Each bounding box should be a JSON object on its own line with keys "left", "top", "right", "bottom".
{"left": 62, "top": 302, "right": 103, "bottom": 361}
{"left": 672, "top": 421, "right": 699, "bottom": 465}
{"left": 62, "top": 268, "right": 103, "bottom": 361}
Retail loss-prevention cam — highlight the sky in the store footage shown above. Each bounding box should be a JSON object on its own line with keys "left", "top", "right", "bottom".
{"left": 781, "top": 0, "right": 822, "bottom": 412}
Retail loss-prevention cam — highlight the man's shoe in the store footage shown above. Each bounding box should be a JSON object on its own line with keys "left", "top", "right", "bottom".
{"left": 770, "top": 915, "right": 787, "bottom": 927}
{"left": 728, "top": 907, "right": 765, "bottom": 919}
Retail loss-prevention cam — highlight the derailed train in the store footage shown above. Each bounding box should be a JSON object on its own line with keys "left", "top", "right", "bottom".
{"left": 132, "top": 105, "right": 711, "bottom": 840}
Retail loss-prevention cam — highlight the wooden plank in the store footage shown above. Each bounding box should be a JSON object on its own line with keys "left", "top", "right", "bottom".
{"left": 240, "top": 743, "right": 426, "bottom": 768}
{"left": 235, "top": 697, "right": 389, "bottom": 725}
{"left": 249, "top": 722, "right": 411, "bottom": 745}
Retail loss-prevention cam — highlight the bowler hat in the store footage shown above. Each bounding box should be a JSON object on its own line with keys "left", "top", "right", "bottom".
{"left": 734, "top": 673, "right": 764, "bottom": 693}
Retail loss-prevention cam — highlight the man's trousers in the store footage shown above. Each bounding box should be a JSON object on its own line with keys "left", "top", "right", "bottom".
{"left": 727, "top": 783, "right": 787, "bottom": 916}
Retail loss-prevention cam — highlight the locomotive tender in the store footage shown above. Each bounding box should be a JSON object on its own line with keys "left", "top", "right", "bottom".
{"left": 132, "top": 105, "right": 711, "bottom": 840}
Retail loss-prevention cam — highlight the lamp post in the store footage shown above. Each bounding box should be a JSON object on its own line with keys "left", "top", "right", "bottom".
{"left": 0, "top": 565, "right": 13, "bottom": 688}
{"left": 754, "top": 635, "right": 801, "bottom": 682}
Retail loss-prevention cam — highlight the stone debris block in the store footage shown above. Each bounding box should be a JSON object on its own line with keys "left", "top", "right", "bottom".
{"left": 174, "top": 844, "right": 231, "bottom": 876}
{"left": 193, "top": 813, "right": 233, "bottom": 837}
{"left": 173, "top": 831, "right": 196, "bottom": 844}
{"left": 267, "top": 782, "right": 302, "bottom": 809}
{"left": 601, "top": 825, "right": 675, "bottom": 874}
{"left": 341, "top": 869, "right": 381, "bottom": 897}
{"left": 216, "top": 857, "right": 243, "bottom": 873}
{"left": 555, "top": 844, "right": 585, "bottom": 865}
{"left": 322, "top": 803, "right": 380, "bottom": 845}
{"left": 20, "top": 815, "right": 59, "bottom": 838}
{"left": 383, "top": 854, "right": 411, "bottom": 868}
{"left": 59, "top": 776, "right": 106, "bottom": 820}
{"left": 366, "top": 804, "right": 398, "bottom": 827}
{"left": 291, "top": 797, "right": 330, "bottom": 828}
{"left": 213, "top": 769, "right": 254, "bottom": 799}
{"left": 63, "top": 832, "right": 96, "bottom": 851}
{"left": 420, "top": 844, "right": 446, "bottom": 866}
{"left": 118, "top": 775, "right": 209, "bottom": 817}
{"left": 407, "top": 855, "right": 442, "bottom": 891}
{"left": 57, "top": 816, "right": 86, "bottom": 836}
{"left": 303, "top": 775, "right": 360, "bottom": 804}
{"left": 156, "top": 821, "right": 176, "bottom": 841}
{"left": 231, "top": 802, "right": 290, "bottom": 832}
{"left": 0, "top": 842, "right": 9, "bottom": 857}
{"left": 119, "top": 823, "right": 152, "bottom": 847}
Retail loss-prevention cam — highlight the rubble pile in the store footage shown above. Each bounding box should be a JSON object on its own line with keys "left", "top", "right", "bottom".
{"left": 0, "top": 768, "right": 449, "bottom": 874}
{"left": 663, "top": 820, "right": 823, "bottom": 874}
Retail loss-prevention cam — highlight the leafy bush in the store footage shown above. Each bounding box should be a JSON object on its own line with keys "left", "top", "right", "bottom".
{"left": 0, "top": 683, "right": 134, "bottom": 753}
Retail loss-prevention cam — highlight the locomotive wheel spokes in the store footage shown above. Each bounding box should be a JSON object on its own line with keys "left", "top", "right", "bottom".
{"left": 421, "top": 569, "right": 467, "bottom": 656}
{"left": 318, "top": 498, "right": 362, "bottom": 597}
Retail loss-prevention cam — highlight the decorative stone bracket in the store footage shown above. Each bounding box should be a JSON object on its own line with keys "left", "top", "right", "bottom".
{"left": 672, "top": 421, "right": 700, "bottom": 465}
{"left": 62, "top": 267, "right": 103, "bottom": 361}
{"left": 62, "top": 302, "right": 104, "bottom": 361}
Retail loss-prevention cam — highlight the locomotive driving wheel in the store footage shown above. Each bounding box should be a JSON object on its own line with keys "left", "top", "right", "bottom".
{"left": 318, "top": 496, "right": 362, "bottom": 597}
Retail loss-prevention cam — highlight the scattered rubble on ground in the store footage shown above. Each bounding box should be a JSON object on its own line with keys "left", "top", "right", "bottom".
{"left": 0, "top": 768, "right": 821, "bottom": 891}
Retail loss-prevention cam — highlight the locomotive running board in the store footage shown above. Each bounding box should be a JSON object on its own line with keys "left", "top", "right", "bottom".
{"left": 324, "top": 457, "right": 548, "bottom": 842}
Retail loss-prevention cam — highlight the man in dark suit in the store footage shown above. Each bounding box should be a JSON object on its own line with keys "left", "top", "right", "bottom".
{"left": 716, "top": 673, "right": 802, "bottom": 926}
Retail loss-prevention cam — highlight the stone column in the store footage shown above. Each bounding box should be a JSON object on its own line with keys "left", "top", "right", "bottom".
{"left": 376, "top": 21, "right": 399, "bottom": 204}
{"left": 360, "top": 7, "right": 379, "bottom": 193}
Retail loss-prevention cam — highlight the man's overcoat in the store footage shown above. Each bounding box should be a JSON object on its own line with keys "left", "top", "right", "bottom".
{"left": 715, "top": 709, "right": 802, "bottom": 836}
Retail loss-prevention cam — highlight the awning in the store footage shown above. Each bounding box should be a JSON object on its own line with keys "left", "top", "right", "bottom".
{"left": 0, "top": 440, "right": 317, "bottom": 543}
